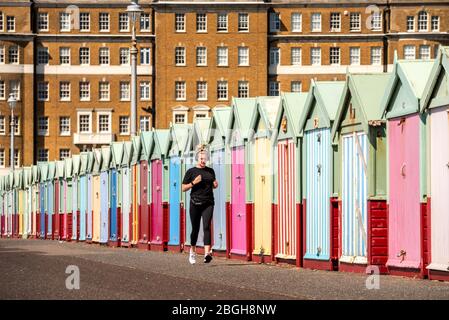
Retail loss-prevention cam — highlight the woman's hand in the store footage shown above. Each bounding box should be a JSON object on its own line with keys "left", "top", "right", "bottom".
{"left": 213, "top": 180, "right": 218, "bottom": 189}
{"left": 193, "top": 175, "right": 202, "bottom": 185}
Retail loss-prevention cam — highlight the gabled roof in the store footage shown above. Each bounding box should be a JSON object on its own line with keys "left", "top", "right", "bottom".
{"left": 56, "top": 160, "right": 65, "bottom": 179}
{"left": 131, "top": 135, "right": 142, "bottom": 165}
{"left": 420, "top": 46, "right": 449, "bottom": 112}
{"left": 92, "top": 148, "right": 102, "bottom": 174}
{"left": 331, "top": 73, "right": 391, "bottom": 143}
{"left": 14, "top": 169, "right": 22, "bottom": 189}
{"left": 38, "top": 162, "right": 48, "bottom": 183}
{"left": 380, "top": 58, "right": 434, "bottom": 118}
{"left": 101, "top": 145, "right": 111, "bottom": 172}
{"left": 122, "top": 141, "right": 133, "bottom": 167}
{"left": 32, "top": 165, "right": 39, "bottom": 184}
{"left": 79, "top": 152, "right": 89, "bottom": 175}
{"left": 249, "top": 96, "right": 282, "bottom": 138}
{"left": 167, "top": 123, "right": 192, "bottom": 157}
{"left": 140, "top": 131, "right": 154, "bottom": 162}
{"left": 86, "top": 151, "right": 95, "bottom": 174}
{"left": 185, "top": 118, "right": 212, "bottom": 155}
{"left": 72, "top": 154, "right": 81, "bottom": 176}
{"left": 298, "top": 80, "right": 345, "bottom": 134}
{"left": 64, "top": 157, "right": 73, "bottom": 178}
{"left": 151, "top": 129, "right": 170, "bottom": 160}
{"left": 47, "top": 161, "right": 56, "bottom": 180}
{"left": 206, "top": 106, "right": 231, "bottom": 144}
{"left": 273, "top": 92, "right": 309, "bottom": 140}
{"left": 24, "top": 167, "right": 32, "bottom": 187}
{"left": 111, "top": 142, "right": 124, "bottom": 168}
{"left": 226, "top": 98, "right": 257, "bottom": 143}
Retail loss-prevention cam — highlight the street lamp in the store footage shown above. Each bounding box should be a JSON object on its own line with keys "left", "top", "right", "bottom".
{"left": 126, "top": 1, "right": 143, "bottom": 137}
{"left": 7, "top": 93, "right": 16, "bottom": 238}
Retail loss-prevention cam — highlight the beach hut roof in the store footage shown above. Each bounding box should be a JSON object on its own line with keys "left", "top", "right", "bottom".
{"left": 167, "top": 123, "right": 192, "bottom": 157}
{"left": 111, "top": 142, "right": 124, "bottom": 168}
{"left": 131, "top": 135, "right": 142, "bottom": 165}
{"left": 273, "top": 92, "right": 309, "bottom": 141}
{"left": 249, "top": 96, "right": 282, "bottom": 138}
{"left": 151, "top": 129, "right": 170, "bottom": 160}
{"left": 72, "top": 154, "right": 81, "bottom": 176}
{"left": 226, "top": 98, "right": 257, "bottom": 143}
{"left": 101, "top": 145, "right": 112, "bottom": 172}
{"left": 64, "top": 157, "right": 73, "bottom": 178}
{"left": 206, "top": 106, "right": 231, "bottom": 144}
{"left": 56, "top": 160, "right": 65, "bottom": 179}
{"left": 122, "top": 141, "right": 133, "bottom": 167}
{"left": 140, "top": 131, "right": 154, "bottom": 162}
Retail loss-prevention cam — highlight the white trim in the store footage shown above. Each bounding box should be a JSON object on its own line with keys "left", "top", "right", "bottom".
{"left": 77, "top": 111, "right": 92, "bottom": 134}
{"left": 269, "top": 64, "right": 393, "bottom": 75}
{"left": 97, "top": 111, "right": 112, "bottom": 134}
{"left": 173, "top": 110, "right": 188, "bottom": 124}
{"left": 192, "top": 105, "right": 210, "bottom": 111}
{"left": 0, "top": 64, "right": 34, "bottom": 74}
{"left": 172, "top": 105, "right": 189, "bottom": 111}
{"left": 35, "top": 65, "right": 152, "bottom": 75}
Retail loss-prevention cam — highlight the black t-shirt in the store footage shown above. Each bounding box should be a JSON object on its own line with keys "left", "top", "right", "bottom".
{"left": 182, "top": 166, "right": 216, "bottom": 204}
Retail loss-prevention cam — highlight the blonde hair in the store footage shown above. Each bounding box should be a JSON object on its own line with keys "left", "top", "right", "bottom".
{"left": 195, "top": 144, "right": 208, "bottom": 160}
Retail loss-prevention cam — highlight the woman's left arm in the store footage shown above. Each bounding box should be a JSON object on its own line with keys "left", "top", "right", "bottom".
{"left": 213, "top": 180, "right": 218, "bottom": 189}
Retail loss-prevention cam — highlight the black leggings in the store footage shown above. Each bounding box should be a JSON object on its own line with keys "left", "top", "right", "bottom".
{"left": 190, "top": 202, "right": 214, "bottom": 246}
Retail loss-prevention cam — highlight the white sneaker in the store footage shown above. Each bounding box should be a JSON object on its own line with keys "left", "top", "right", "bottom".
{"left": 189, "top": 251, "right": 196, "bottom": 264}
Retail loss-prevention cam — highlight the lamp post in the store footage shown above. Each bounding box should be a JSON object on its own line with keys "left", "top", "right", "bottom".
{"left": 7, "top": 93, "right": 16, "bottom": 238}
{"left": 126, "top": 1, "right": 143, "bottom": 137}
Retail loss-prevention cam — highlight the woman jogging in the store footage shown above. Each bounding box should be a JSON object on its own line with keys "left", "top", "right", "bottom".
{"left": 182, "top": 144, "right": 218, "bottom": 264}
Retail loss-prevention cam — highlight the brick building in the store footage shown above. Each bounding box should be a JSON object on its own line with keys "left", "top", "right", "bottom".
{"left": 0, "top": 0, "right": 448, "bottom": 168}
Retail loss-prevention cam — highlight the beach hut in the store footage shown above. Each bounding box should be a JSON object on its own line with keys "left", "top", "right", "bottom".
{"left": 331, "top": 73, "right": 391, "bottom": 273}
{"left": 226, "top": 98, "right": 257, "bottom": 261}
{"left": 131, "top": 135, "right": 141, "bottom": 247}
{"left": 298, "top": 81, "right": 345, "bottom": 270}
{"left": 206, "top": 107, "right": 231, "bottom": 256}
{"left": 183, "top": 118, "right": 211, "bottom": 254}
{"left": 272, "top": 93, "right": 308, "bottom": 266}
{"left": 24, "top": 167, "right": 33, "bottom": 239}
{"left": 121, "top": 141, "right": 133, "bottom": 247}
{"left": 380, "top": 58, "right": 434, "bottom": 277}
{"left": 166, "top": 123, "right": 191, "bottom": 252}
{"left": 85, "top": 152, "right": 95, "bottom": 243}
{"left": 55, "top": 161, "right": 65, "bottom": 240}
{"left": 15, "top": 169, "right": 23, "bottom": 238}
{"left": 100, "top": 146, "right": 111, "bottom": 245}
{"left": 420, "top": 47, "right": 449, "bottom": 281}
{"left": 61, "top": 157, "right": 71, "bottom": 241}
{"left": 92, "top": 148, "right": 102, "bottom": 243}
{"left": 0, "top": 176, "right": 4, "bottom": 237}
{"left": 47, "top": 162, "right": 57, "bottom": 240}
{"left": 71, "top": 154, "right": 81, "bottom": 241}
{"left": 248, "top": 97, "right": 281, "bottom": 263}
{"left": 149, "top": 129, "right": 170, "bottom": 251}
{"left": 31, "top": 165, "right": 40, "bottom": 239}
{"left": 78, "top": 153, "right": 89, "bottom": 242}
{"left": 38, "top": 162, "right": 48, "bottom": 239}
{"left": 109, "top": 142, "right": 124, "bottom": 247}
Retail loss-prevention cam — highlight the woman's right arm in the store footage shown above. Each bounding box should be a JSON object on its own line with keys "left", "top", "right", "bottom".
{"left": 182, "top": 182, "right": 193, "bottom": 192}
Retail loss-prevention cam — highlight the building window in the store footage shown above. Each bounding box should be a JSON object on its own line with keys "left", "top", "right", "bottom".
{"left": 59, "top": 47, "right": 70, "bottom": 65}
{"left": 0, "top": 46, "right": 4, "bottom": 63}
{"left": 238, "top": 47, "right": 249, "bottom": 66}
{"left": 270, "top": 12, "right": 280, "bottom": 32}
{"left": 291, "top": 47, "right": 301, "bottom": 65}
{"left": 0, "top": 116, "right": 5, "bottom": 134}
{"left": 175, "top": 81, "right": 186, "bottom": 100}
{"left": 99, "top": 82, "right": 110, "bottom": 101}
{"left": 0, "top": 81, "right": 4, "bottom": 100}
{"left": 60, "top": 12, "right": 70, "bottom": 31}
{"left": 217, "top": 47, "right": 228, "bottom": 66}
{"left": 38, "top": 116, "right": 49, "bottom": 136}
{"left": 311, "top": 13, "right": 321, "bottom": 32}
{"left": 8, "top": 46, "right": 19, "bottom": 64}
{"left": 140, "top": 13, "right": 150, "bottom": 31}
{"left": 175, "top": 47, "right": 186, "bottom": 66}
{"left": 78, "top": 114, "right": 91, "bottom": 133}
{"left": 140, "top": 116, "right": 150, "bottom": 132}
{"left": 10, "top": 116, "right": 19, "bottom": 135}
{"left": 330, "top": 13, "right": 341, "bottom": 32}
{"left": 119, "top": 13, "right": 129, "bottom": 32}
{"left": 37, "top": 47, "right": 49, "bottom": 65}
{"left": 217, "top": 81, "right": 228, "bottom": 100}
{"left": 238, "top": 13, "right": 249, "bottom": 31}
{"left": 371, "top": 47, "right": 382, "bottom": 65}
{"left": 6, "top": 16, "right": 15, "bottom": 32}
{"left": 80, "top": 13, "right": 90, "bottom": 31}
{"left": 404, "top": 45, "right": 416, "bottom": 60}
{"left": 197, "top": 81, "right": 207, "bottom": 101}
{"left": 0, "top": 149, "right": 4, "bottom": 167}
{"left": 38, "top": 82, "right": 49, "bottom": 101}
{"left": 291, "top": 81, "right": 302, "bottom": 93}
{"left": 98, "top": 114, "right": 110, "bottom": 133}
{"left": 175, "top": 13, "right": 185, "bottom": 32}
{"left": 195, "top": 111, "right": 208, "bottom": 119}
{"left": 238, "top": 81, "right": 249, "bottom": 98}
{"left": 59, "top": 117, "right": 70, "bottom": 135}
{"left": 14, "top": 149, "right": 19, "bottom": 167}
{"left": 269, "top": 81, "right": 280, "bottom": 96}
{"left": 120, "top": 81, "right": 130, "bottom": 101}
{"left": 291, "top": 13, "right": 302, "bottom": 32}
{"left": 99, "top": 47, "right": 109, "bottom": 65}
{"left": 119, "top": 116, "right": 129, "bottom": 135}
{"left": 196, "top": 13, "right": 207, "bottom": 32}
{"left": 120, "top": 48, "right": 130, "bottom": 65}
{"left": 9, "top": 80, "right": 20, "bottom": 100}
{"left": 311, "top": 47, "right": 321, "bottom": 65}
{"left": 270, "top": 47, "right": 280, "bottom": 66}
{"left": 196, "top": 47, "right": 207, "bottom": 66}
{"left": 407, "top": 16, "right": 415, "bottom": 32}
{"left": 79, "top": 81, "right": 90, "bottom": 101}
{"left": 371, "top": 12, "right": 382, "bottom": 31}
{"left": 330, "top": 47, "right": 340, "bottom": 65}
{"left": 140, "top": 81, "right": 151, "bottom": 100}
{"left": 79, "top": 47, "right": 90, "bottom": 65}
{"left": 38, "top": 149, "right": 48, "bottom": 162}
{"left": 419, "top": 45, "right": 431, "bottom": 60}
{"left": 431, "top": 16, "right": 439, "bottom": 32}
{"left": 217, "top": 13, "right": 228, "bottom": 32}
{"left": 0, "top": 13, "right": 3, "bottom": 32}
{"left": 38, "top": 13, "right": 49, "bottom": 31}
{"left": 140, "top": 48, "right": 151, "bottom": 65}
{"left": 59, "top": 149, "right": 70, "bottom": 160}
{"left": 350, "top": 13, "right": 361, "bottom": 31}
{"left": 173, "top": 112, "right": 187, "bottom": 124}
{"left": 99, "top": 12, "right": 110, "bottom": 31}
{"left": 418, "top": 11, "right": 428, "bottom": 32}
{"left": 350, "top": 47, "right": 360, "bottom": 65}
{"left": 60, "top": 82, "right": 70, "bottom": 101}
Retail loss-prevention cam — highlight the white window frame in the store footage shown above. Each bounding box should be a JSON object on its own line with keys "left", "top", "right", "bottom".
{"left": 9, "top": 80, "right": 20, "bottom": 101}
{"left": 59, "top": 116, "right": 71, "bottom": 136}
{"left": 8, "top": 46, "right": 19, "bottom": 64}
{"left": 38, "top": 81, "right": 49, "bottom": 101}
{"left": 270, "top": 12, "right": 280, "bottom": 32}
{"left": 196, "top": 81, "right": 207, "bottom": 101}
{"left": 196, "top": 13, "right": 207, "bottom": 32}
{"left": 38, "top": 149, "right": 48, "bottom": 163}
{"left": 371, "top": 11, "right": 382, "bottom": 31}
{"left": 217, "top": 81, "right": 228, "bottom": 101}
{"left": 38, "top": 116, "right": 49, "bottom": 136}
{"left": 238, "top": 13, "right": 249, "bottom": 32}
{"left": 0, "top": 46, "right": 4, "bottom": 64}
{"left": 99, "top": 81, "right": 110, "bottom": 101}
{"left": 0, "top": 81, "right": 5, "bottom": 100}
{"left": 330, "top": 13, "right": 341, "bottom": 32}
{"left": 291, "top": 47, "right": 301, "bottom": 65}
{"left": 196, "top": 47, "right": 207, "bottom": 66}
{"left": 350, "top": 47, "right": 360, "bottom": 65}
{"left": 59, "top": 149, "right": 71, "bottom": 160}
{"left": 119, "top": 116, "right": 130, "bottom": 135}
{"left": 99, "top": 12, "right": 110, "bottom": 32}
{"left": 140, "top": 47, "right": 151, "bottom": 65}
{"left": 140, "top": 81, "right": 151, "bottom": 101}
{"left": 175, "top": 81, "right": 186, "bottom": 101}
{"left": 217, "top": 13, "right": 228, "bottom": 32}
{"left": 99, "top": 47, "right": 110, "bottom": 66}
{"left": 238, "top": 81, "right": 249, "bottom": 98}
{"left": 311, "top": 47, "right": 321, "bottom": 66}
{"left": 291, "top": 81, "right": 302, "bottom": 93}
{"left": 0, "top": 116, "right": 6, "bottom": 134}
{"left": 6, "top": 16, "right": 15, "bottom": 32}
{"left": 311, "top": 13, "right": 321, "bottom": 32}
{"left": 419, "top": 45, "right": 431, "bottom": 60}
{"left": 79, "top": 47, "right": 90, "bottom": 65}
{"left": 97, "top": 112, "right": 111, "bottom": 134}
{"left": 38, "top": 13, "right": 49, "bottom": 32}
{"left": 217, "top": 47, "right": 228, "bottom": 67}
{"left": 119, "top": 13, "right": 130, "bottom": 32}
{"left": 60, "top": 47, "right": 70, "bottom": 65}
{"left": 78, "top": 112, "right": 92, "bottom": 134}
{"left": 350, "top": 13, "right": 361, "bottom": 31}
{"left": 60, "top": 12, "right": 70, "bottom": 32}
{"left": 10, "top": 115, "right": 19, "bottom": 135}
{"left": 173, "top": 107, "right": 188, "bottom": 125}
{"left": 404, "top": 45, "right": 416, "bottom": 60}
{"left": 418, "top": 11, "right": 428, "bottom": 32}
{"left": 38, "top": 47, "right": 49, "bottom": 65}
{"left": 291, "top": 13, "right": 302, "bottom": 32}
{"left": 120, "top": 48, "right": 130, "bottom": 65}
{"left": 140, "top": 116, "right": 151, "bottom": 132}
{"left": 140, "top": 13, "right": 151, "bottom": 32}
{"left": 0, "top": 149, "right": 5, "bottom": 168}
{"left": 330, "top": 47, "right": 340, "bottom": 65}
{"left": 120, "top": 81, "right": 130, "bottom": 101}
{"left": 0, "top": 13, "right": 3, "bottom": 32}
{"left": 431, "top": 16, "right": 439, "bottom": 32}
{"left": 270, "top": 47, "right": 280, "bottom": 66}
{"left": 238, "top": 47, "right": 249, "bottom": 66}
{"left": 79, "top": 13, "right": 90, "bottom": 32}
{"left": 79, "top": 81, "right": 90, "bottom": 101}
{"left": 175, "top": 13, "right": 185, "bottom": 32}
{"left": 371, "top": 47, "right": 382, "bottom": 65}
{"left": 59, "top": 82, "right": 71, "bottom": 101}
{"left": 269, "top": 81, "right": 280, "bottom": 96}
{"left": 175, "top": 46, "right": 186, "bottom": 66}
{"left": 406, "top": 16, "right": 415, "bottom": 32}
